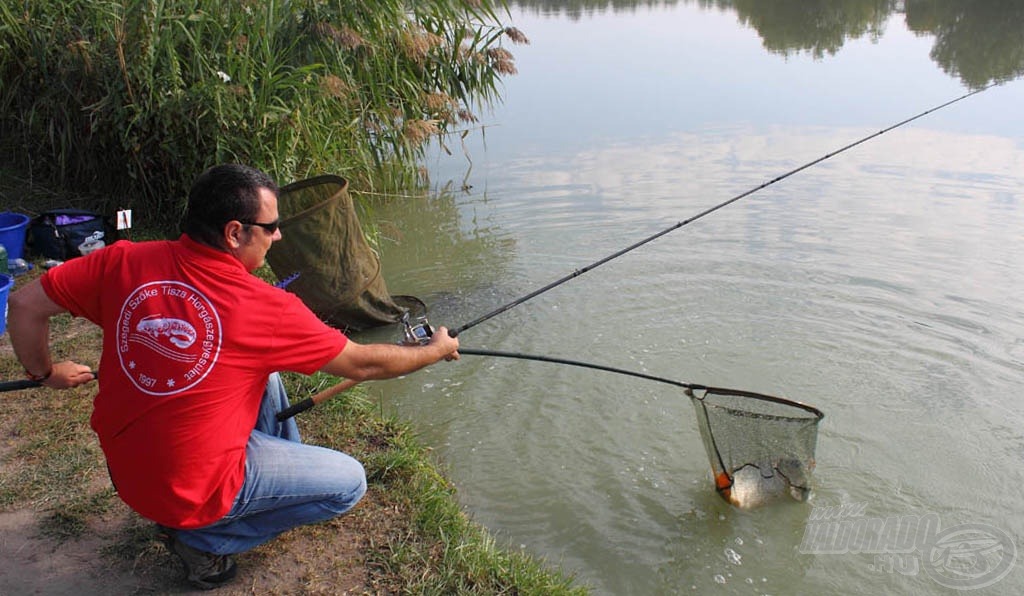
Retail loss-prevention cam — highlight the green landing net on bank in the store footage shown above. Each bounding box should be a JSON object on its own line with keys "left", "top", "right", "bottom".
{"left": 265, "top": 175, "right": 424, "bottom": 332}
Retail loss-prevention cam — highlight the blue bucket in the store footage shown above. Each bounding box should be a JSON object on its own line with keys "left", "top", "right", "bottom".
{"left": 0, "top": 212, "right": 30, "bottom": 261}
{"left": 0, "top": 274, "right": 13, "bottom": 335}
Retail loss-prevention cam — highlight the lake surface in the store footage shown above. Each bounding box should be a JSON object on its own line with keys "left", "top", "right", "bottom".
{"left": 353, "top": 2, "right": 1024, "bottom": 594}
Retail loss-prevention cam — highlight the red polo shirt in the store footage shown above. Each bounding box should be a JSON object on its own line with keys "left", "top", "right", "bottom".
{"left": 41, "top": 236, "right": 347, "bottom": 528}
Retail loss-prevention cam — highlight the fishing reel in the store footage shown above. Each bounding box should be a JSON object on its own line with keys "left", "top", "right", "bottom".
{"left": 400, "top": 311, "right": 434, "bottom": 346}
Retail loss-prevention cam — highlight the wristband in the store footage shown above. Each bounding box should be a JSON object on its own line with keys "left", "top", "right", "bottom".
{"left": 25, "top": 368, "right": 52, "bottom": 382}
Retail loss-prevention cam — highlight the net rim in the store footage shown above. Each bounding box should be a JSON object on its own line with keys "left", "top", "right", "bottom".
{"left": 277, "top": 174, "right": 349, "bottom": 225}
{"left": 687, "top": 385, "right": 825, "bottom": 420}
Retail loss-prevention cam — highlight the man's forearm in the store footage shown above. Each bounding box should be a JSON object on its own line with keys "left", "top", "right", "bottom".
{"left": 321, "top": 326, "right": 459, "bottom": 381}
{"left": 8, "top": 280, "right": 63, "bottom": 378}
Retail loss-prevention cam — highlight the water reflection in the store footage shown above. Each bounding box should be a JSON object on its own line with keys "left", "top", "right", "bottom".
{"left": 378, "top": 2, "right": 1024, "bottom": 594}
{"left": 381, "top": 117, "right": 1024, "bottom": 594}
{"left": 905, "top": 0, "right": 1024, "bottom": 87}
{"left": 364, "top": 188, "right": 517, "bottom": 307}
{"left": 510, "top": 0, "right": 1024, "bottom": 87}
{"left": 729, "top": 0, "right": 891, "bottom": 58}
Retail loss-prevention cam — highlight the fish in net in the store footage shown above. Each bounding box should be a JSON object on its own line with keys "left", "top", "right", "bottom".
{"left": 687, "top": 387, "right": 824, "bottom": 509}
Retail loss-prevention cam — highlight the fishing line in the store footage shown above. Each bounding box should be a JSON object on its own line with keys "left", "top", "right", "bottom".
{"left": 450, "top": 83, "right": 998, "bottom": 337}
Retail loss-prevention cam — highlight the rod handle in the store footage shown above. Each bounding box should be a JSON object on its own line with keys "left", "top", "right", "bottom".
{"left": 276, "top": 397, "right": 314, "bottom": 421}
{"left": 276, "top": 378, "right": 361, "bottom": 421}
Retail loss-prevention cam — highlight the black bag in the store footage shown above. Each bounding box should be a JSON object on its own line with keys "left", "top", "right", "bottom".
{"left": 29, "top": 209, "right": 118, "bottom": 260}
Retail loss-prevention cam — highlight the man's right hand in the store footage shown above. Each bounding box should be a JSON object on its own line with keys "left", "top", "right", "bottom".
{"left": 429, "top": 326, "right": 460, "bottom": 362}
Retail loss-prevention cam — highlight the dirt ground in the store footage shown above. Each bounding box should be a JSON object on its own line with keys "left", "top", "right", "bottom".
{"left": 0, "top": 488, "right": 401, "bottom": 595}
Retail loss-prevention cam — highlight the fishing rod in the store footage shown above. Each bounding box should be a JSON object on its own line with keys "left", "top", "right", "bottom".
{"left": 279, "top": 85, "right": 995, "bottom": 421}
{"left": 449, "top": 83, "right": 997, "bottom": 337}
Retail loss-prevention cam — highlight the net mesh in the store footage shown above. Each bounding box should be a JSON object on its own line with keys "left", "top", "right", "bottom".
{"left": 266, "top": 175, "right": 419, "bottom": 332}
{"left": 688, "top": 387, "right": 823, "bottom": 509}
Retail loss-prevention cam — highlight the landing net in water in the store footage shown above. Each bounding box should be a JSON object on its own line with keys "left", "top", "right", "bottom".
{"left": 455, "top": 349, "right": 826, "bottom": 509}
{"left": 687, "top": 387, "right": 824, "bottom": 509}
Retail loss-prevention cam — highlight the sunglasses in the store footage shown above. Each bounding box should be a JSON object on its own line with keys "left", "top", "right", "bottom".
{"left": 238, "top": 219, "right": 280, "bottom": 234}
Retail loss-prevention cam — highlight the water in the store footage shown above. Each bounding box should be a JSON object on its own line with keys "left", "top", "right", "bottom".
{"left": 351, "top": 3, "right": 1024, "bottom": 594}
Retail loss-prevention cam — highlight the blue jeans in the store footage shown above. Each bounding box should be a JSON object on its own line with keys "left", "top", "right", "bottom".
{"left": 175, "top": 373, "right": 367, "bottom": 555}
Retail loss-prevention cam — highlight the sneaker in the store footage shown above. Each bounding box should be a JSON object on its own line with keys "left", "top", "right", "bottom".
{"left": 157, "top": 525, "right": 238, "bottom": 590}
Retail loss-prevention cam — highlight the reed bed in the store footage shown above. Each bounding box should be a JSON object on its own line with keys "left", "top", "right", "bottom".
{"left": 0, "top": 0, "right": 527, "bottom": 222}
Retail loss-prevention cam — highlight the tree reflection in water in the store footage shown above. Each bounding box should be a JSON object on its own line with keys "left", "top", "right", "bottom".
{"left": 511, "top": 0, "right": 1024, "bottom": 87}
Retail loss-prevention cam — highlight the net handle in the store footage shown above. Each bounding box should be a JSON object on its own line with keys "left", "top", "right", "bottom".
{"left": 460, "top": 348, "right": 824, "bottom": 420}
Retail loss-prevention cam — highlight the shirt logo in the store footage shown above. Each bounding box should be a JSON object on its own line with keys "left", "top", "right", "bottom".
{"left": 116, "top": 281, "right": 222, "bottom": 395}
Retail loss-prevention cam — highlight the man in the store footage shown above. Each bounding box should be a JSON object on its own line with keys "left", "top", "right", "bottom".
{"left": 7, "top": 164, "right": 460, "bottom": 590}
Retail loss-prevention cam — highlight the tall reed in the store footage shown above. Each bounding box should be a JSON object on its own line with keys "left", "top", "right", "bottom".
{"left": 0, "top": 0, "right": 526, "bottom": 223}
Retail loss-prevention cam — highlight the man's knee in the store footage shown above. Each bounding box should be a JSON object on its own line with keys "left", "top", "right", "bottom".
{"left": 324, "top": 455, "right": 367, "bottom": 515}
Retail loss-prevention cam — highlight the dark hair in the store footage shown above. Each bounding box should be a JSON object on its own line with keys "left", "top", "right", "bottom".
{"left": 181, "top": 164, "right": 279, "bottom": 249}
